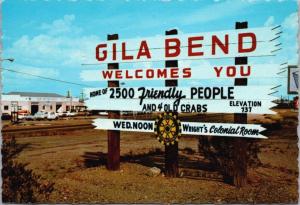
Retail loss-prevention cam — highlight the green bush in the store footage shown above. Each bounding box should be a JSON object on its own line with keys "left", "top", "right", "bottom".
{"left": 2, "top": 137, "right": 54, "bottom": 203}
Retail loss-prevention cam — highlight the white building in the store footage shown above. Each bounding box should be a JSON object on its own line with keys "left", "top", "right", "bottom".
{"left": 1, "top": 92, "right": 85, "bottom": 115}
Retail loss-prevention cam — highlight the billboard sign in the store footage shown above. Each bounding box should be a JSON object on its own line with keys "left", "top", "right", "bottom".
{"left": 83, "top": 25, "right": 280, "bottom": 142}
{"left": 288, "top": 65, "right": 299, "bottom": 94}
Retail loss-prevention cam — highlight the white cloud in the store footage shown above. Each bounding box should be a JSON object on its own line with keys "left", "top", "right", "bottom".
{"left": 250, "top": 11, "right": 298, "bottom": 67}
{"left": 40, "top": 14, "right": 81, "bottom": 35}
{"left": 5, "top": 15, "right": 101, "bottom": 68}
{"left": 264, "top": 16, "right": 275, "bottom": 27}
{"left": 7, "top": 31, "right": 100, "bottom": 68}
{"left": 280, "top": 12, "right": 298, "bottom": 64}
{"left": 282, "top": 12, "right": 298, "bottom": 30}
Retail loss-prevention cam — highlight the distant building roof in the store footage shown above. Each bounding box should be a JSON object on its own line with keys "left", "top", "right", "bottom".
{"left": 6, "top": 92, "right": 65, "bottom": 98}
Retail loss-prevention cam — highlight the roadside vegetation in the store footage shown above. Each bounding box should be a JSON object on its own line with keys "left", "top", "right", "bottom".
{"left": 2, "top": 137, "right": 54, "bottom": 203}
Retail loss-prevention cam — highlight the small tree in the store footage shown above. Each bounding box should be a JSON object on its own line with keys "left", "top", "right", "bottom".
{"left": 2, "top": 137, "right": 54, "bottom": 203}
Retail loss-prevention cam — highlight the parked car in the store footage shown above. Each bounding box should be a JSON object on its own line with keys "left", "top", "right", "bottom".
{"left": 98, "top": 112, "right": 108, "bottom": 116}
{"left": 57, "top": 112, "right": 64, "bottom": 117}
{"left": 66, "top": 112, "right": 77, "bottom": 117}
{"left": 47, "top": 112, "right": 58, "bottom": 120}
{"left": 61, "top": 111, "right": 77, "bottom": 117}
{"left": 25, "top": 115, "right": 35, "bottom": 121}
{"left": 34, "top": 111, "right": 47, "bottom": 120}
{"left": 18, "top": 113, "right": 28, "bottom": 120}
{"left": 1, "top": 113, "right": 11, "bottom": 120}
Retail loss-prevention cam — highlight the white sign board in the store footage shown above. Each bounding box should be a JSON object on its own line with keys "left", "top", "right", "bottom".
{"left": 288, "top": 65, "right": 299, "bottom": 94}
{"left": 85, "top": 98, "right": 275, "bottom": 114}
{"left": 93, "top": 118, "right": 267, "bottom": 139}
{"left": 81, "top": 64, "right": 280, "bottom": 82}
{"left": 85, "top": 86, "right": 276, "bottom": 101}
{"left": 94, "top": 27, "right": 280, "bottom": 64}
{"left": 84, "top": 86, "right": 277, "bottom": 114}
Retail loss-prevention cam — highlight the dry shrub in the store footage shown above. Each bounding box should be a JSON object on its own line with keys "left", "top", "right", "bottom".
{"left": 2, "top": 137, "right": 54, "bottom": 203}
{"left": 198, "top": 137, "right": 262, "bottom": 177}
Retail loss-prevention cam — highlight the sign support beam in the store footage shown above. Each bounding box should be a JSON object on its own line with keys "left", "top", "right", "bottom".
{"left": 107, "top": 34, "right": 120, "bottom": 171}
{"left": 232, "top": 22, "right": 248, "bottom": 187}
{"left": 165, "top": 29, "right": 179, "bottom": 177}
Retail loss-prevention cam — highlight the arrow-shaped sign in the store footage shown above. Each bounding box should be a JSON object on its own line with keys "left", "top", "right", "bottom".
{"left": 84, "top": 86, "right": 278, "bottom": 101}
{"left": 84, "top": 86, "right": 277, "bottom": 114}
{"left": 85, "top": 98, "right": 276, "bottom": 114}
{"left": 92, "top": 118, "right": 267, "bottom": 139}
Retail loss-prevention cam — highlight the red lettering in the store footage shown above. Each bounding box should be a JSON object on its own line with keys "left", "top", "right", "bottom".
{"left": 240, "top": 65, "right": 251, "bottom": 76}
{"left": 122, "top": 42, "right": 134, "bottom": 60}
{"left": 157, "top": 69, "right": 167, "bottom": 78}
{"left": 238, "top": 32, "right": 257, "bottom": 53}
{"left": 125, "top": 70, "right": 133, "bottom": 79}
{"left": 182, "top": 68, "right": 191, "bottom": 78}
{"left": 115, "top": 70, "right": 122, "bottom": 79}
{"left": 170, "top": 68, "right": 179, "bottom": 78}
{"left": 102, "top": 70, "right": 113, "bottom": 79}
{"left": 214, "top": 66, "right": 223, "bottom": 77}
{"left": 188, "top": 36, "right": 203, "bottom": 56}
{"left": 135, "top": 69, "right": 143, "bottom": 79}
{"left": 146, "top": 69, "right": 155, "bottom": 78}
{"left": 165, "top": 38, "right": 180, "bottom": 58}
{"left": 212, "top": 34, "right": 229, "bottom": 55}
{"left": 96, "top": 44, "right": 107, "bottom": 61}
{"left": 227, "top": 66, "right": 236, "bottom": 77}
{"left": 137, "top": 40, "right": 151, "bottom": 59}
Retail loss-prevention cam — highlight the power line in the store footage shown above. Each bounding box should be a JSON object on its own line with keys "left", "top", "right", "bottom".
{"left": 1, "top": 67, "right": 95, "bottom": 88}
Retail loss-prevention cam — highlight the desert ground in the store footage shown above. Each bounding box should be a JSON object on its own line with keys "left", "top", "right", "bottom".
{"left": 3, "top": 109, "right": 298, "bottom": 203}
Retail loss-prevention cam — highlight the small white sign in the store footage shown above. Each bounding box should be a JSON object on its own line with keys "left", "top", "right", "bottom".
{"left": 288, "top": 65, "right": 299, "bottom": 94}
{"left": 92, "top": 118, "right": 267, "bottom": 139}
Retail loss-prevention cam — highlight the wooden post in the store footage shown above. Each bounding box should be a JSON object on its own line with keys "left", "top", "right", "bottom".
{"left": 107, "top": 34, "right": 120, "bottom": 171}
{"left": 164, "top": 29, "right": 179, "bottom": 177}
{"left": 232, "top": 22, "right": 248, "bottom": 187}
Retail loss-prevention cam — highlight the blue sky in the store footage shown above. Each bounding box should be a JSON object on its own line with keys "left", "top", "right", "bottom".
{"left": 2, "top": 0, "right": 298, "bottom": 98}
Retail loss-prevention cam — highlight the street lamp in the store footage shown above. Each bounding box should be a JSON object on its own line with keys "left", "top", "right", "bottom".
{"left": 0, "top": 57, "right": 17, "bottom": 122}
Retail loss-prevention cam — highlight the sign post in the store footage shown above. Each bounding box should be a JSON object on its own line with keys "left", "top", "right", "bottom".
{"left": 107, "top": 34, "right": 120, "bottom": 171}
{"left": 232, "top": 22, "right": 248, "bottom": 187}
{"left": 165, "top": 29, "right": 179, "bottom": 177}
